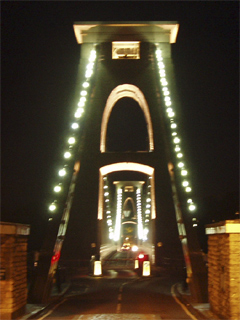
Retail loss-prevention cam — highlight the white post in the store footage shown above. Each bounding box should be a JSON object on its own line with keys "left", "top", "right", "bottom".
{"left": 142, "top": 261, "right": 151, "bottom": 276}
{"left": 93, "top": 261, "right": 102, "bottom": 276}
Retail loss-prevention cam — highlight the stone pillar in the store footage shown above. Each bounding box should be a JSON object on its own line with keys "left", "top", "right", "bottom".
{"left": 0, "top": 222, "right": 30, "bottom": 320}
{"left": 206, "top": 220, "right": 240, "bottom": 320}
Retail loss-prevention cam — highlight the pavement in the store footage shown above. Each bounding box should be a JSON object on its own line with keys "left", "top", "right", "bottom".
{"left": 18, "top": 268, "right": 220, "bottom": 320}
{"left": 18, "top": 281, "right": 71, "bottom": 320}
{"left": 175, "top": 283, "right": 220, "bottom": 320}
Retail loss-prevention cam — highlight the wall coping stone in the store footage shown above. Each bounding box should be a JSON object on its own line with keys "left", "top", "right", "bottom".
{"left": 205, "top": 220, "right": 240, "bottom": 235}
{"left": 0, "top": 222, "right": 30, "bottom": 236}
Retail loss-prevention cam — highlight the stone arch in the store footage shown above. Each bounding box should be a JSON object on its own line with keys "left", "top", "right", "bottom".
{"left": 100, "top": 84, "right": 154, "bottom": 152}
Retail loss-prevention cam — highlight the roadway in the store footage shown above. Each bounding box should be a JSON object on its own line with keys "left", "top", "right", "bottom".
{"left": 29, "top": 253, "right": 203, "bottom": 320}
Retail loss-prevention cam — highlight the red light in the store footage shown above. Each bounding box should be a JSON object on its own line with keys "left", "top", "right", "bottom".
{"left": 138, "top": 253, "right": 144, "bottom": 259}
{"left": 51, "top": 252, "right": 60, "bottom": 265}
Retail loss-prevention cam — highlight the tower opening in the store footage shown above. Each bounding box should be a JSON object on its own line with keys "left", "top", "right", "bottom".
{"left": 106, "top": 97, "right": 149, "bottom": 152}
{"left": 101, "top": 170, "right": 153, "bottom": 249}
{"left": 100, "top": 84, "right": 154, "bottom": 153}
{"left": 98, "top": 163, "right": 156, "bottom": 221}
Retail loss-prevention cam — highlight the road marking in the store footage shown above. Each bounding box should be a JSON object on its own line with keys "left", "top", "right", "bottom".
{"left": 116, "top": 282, "right": 125, "bottom": 313}
{"left": 116, "top": 303, "right": 121, "bottom": 314}
{"left": 171, "top": 284, "right": 198, "bottom": 320}
{"left": 115, "top": 279, "right": 140, "bottom": 314}
{"left": 73, "top": 315, "right": 161, "bottom": 319}
{"left": 116, "top": 291, "right": 122, "bottom": 313}
{"left": 66, "top": 285, "right": 89, "bottom": 298}
{"left": 37, "top": 298, "right": 67, "bottom": 320}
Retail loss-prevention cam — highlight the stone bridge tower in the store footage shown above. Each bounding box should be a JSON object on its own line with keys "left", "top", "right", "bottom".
{"left": 31, "top": 22, "right": 208, "bottom": 304}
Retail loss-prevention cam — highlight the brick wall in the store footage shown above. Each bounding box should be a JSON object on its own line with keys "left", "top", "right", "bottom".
{"left": 0, "top": 222, "right": 30, "bottom": 320}
{"left": 206, "top": 220, "right": 240, "bottom": 320}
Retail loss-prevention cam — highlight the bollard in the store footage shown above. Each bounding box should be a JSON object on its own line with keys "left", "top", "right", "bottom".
{"left": 142, "top": 261, "right": 151, "bottom": 276}
{"left": 134, "top": 259, "right": 139, "bottom": 269}
{"left": 93, "top": 260, "right": 102, "bottom": 276}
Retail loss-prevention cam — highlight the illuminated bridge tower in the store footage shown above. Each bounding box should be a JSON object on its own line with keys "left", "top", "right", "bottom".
{"left": 32, "top": 22, "right": 208, "bottom": 303}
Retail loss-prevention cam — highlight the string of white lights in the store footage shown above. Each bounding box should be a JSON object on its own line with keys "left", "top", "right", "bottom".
{"left": 143, "top": 179, "right": 151, "bottom": 240}
{"left": 155, "top": 48, "right": 196, "bottom": 213}
{"left": 114, "top": 188, "right": 123, "bottom": 241}
{"left": 136, "top": 188, "right": 144, "bottom": 240}
{"left": 48, "top": 48, "right": 97, "bottom": 213}
{"left": 103, "top": 176, "right": 114, "bottom": 240}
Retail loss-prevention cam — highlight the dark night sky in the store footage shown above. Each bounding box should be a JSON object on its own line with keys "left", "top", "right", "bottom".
{"left": 1, "top": 2, "right": 239, "bottom": 249}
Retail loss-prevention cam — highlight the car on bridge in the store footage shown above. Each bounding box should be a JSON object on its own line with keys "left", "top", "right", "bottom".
{"left": 121, "top": 243, "right": 131, "bottom": 251}
{"left": 121, "top": 242, "right": 139, "bottom": 252}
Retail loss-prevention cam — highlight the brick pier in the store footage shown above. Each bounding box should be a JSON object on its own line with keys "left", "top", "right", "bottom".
{"left": 206, "top": 220, "right": 240, "bottom": 320}
{"left": 0, "top": 222, "right": 30, "bottom": 320}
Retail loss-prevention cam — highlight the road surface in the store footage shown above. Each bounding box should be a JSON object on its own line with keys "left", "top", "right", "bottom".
{"left": 33, "top": 267, "right": 200, "bottom": 320}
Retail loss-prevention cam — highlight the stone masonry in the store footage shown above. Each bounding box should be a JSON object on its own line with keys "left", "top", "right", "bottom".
{"left": 206, "top": 220, "right": 240, "bottom": 320}
{"left": 0, "top": 222, "right": 30, "bottom": 320}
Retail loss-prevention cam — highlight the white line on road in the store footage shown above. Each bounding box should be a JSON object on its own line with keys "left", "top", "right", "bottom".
{"left": 116, "top": 282, "right": 125, "bottom": 314}
{"left": 116, "top": 303, "right": 121, "bottom": 314}
{"left": 71, "top": 315, "right": 84, "bottom": 319}
{"left": 171, "top": 284, "right": 198, "bottom": 320}
{"left": 115, "top": 279, "right": 140, "bottom": 314}
{"left": 37, "top": 298, "right": 67, "bottom": 320}
{"left": 71, "top": 315, "right": 84, "bottom": 320}
{"left": 116, "top": 288, "right": 122, "bottom": 313}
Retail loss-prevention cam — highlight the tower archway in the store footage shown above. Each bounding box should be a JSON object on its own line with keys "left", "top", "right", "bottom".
{"left": 106, "top": 97, "right": 149, "bottom": 152}
{"left": 98, "top": 162, "right": 155, "bottom": 220}
{"left": 100, "top": 84, "right": 154, "bottom": 153}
